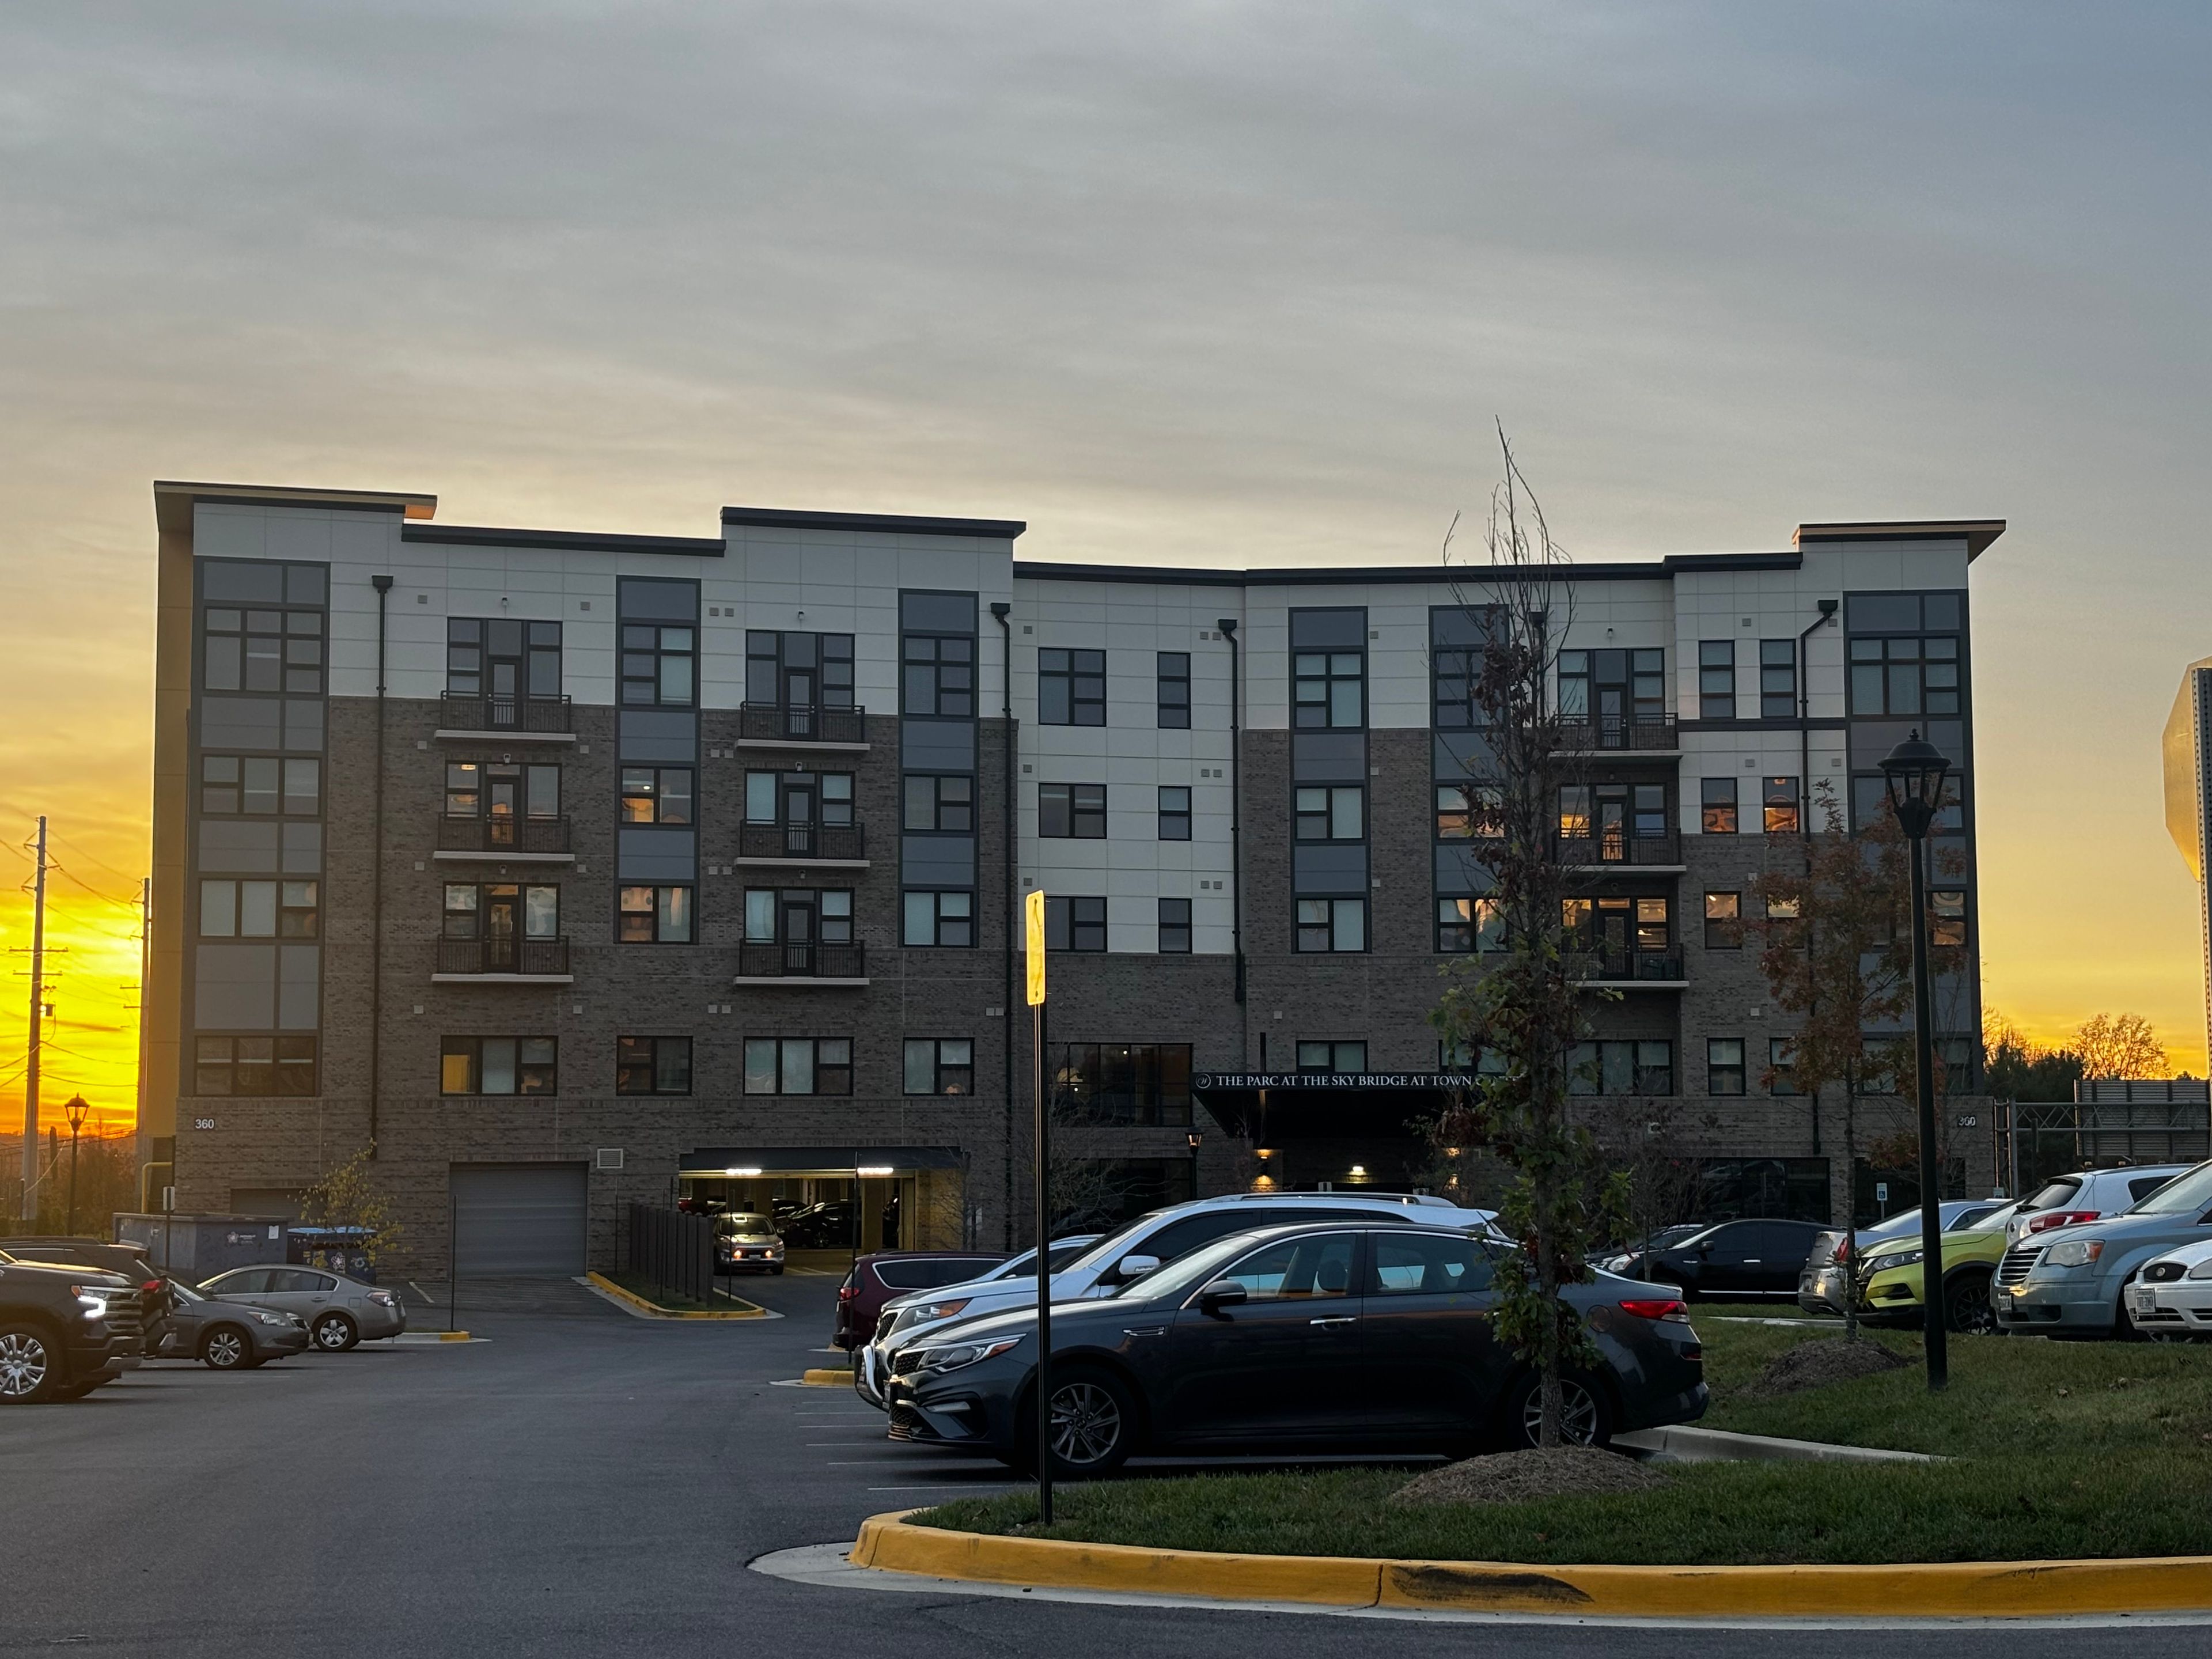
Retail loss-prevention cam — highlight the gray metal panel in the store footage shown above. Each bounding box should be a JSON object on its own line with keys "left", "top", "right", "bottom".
{"left": 902, "top": 834, "right": 976, "bottom": 889}
{"left": 617, "top": 578, "right": 699, "bottom": 622}
{"left": 198, "top": 821, "right": 281, "bottom": 874}
{"left": 618, "top": 826, "right": 698, "bottom": 881}
{"left": 450, "top": 1164, "right": 588, "bottom": 1276}
{"left": 1433, "top": 732, "right": 1494, "bottom": 777}
{"left": 200, "top": 697, "right": 282, "bottom": 749}
{"left": 901, "top": 718, "right": 975, "bottom": 772}
{"left": 277, "top": 945, "right": 319, "bottom": 1030}
{"left": 283, "top": 699, "right": 323, "bottom": 752}
{"left": 194, "top": 944, "right": 276, "bottom": 1028}
{"left": 1292, "top": 733, "right": 1366, "bottom": 782}
{"left": 619, "top": 709, "right": 697, "bottom": 761}
{"left": 1293, "top": 843, "right": 1368, "bottom": 895}
{"left": 281, "top": 822, "right": 321, "bottom": 873}
{"left": 1434, "top": 845, "right": 1494, "bottom": 895}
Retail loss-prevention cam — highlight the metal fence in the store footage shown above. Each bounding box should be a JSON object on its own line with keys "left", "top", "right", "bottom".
{"left": 626, "top": 1202, "right": 714, "bottom": 1307}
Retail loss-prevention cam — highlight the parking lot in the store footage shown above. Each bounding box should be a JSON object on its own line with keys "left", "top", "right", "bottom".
{"left": 0, "top": 1270, "right": 2196, "bottom": 1657}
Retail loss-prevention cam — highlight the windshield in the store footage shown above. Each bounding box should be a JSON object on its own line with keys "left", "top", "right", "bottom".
{"left": 1112, "top": 1229, "right": 1278, "bottom": 1302}
{"left": 716, "top": 1215, "right": 774, "bottom": 1235}
{"left": 2124, "top": 1161, "right": 2212, "bottom": 1217}
{"left": 986, "top": 1238, "right": 1094, "bottom": 1280}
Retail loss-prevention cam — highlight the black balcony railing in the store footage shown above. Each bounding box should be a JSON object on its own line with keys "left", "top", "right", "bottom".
{"left": 1555, "top": 713, "right": 1678, "bottom": 752}
{"left": 736, "top": 941, "right": 867, "bottom": 980}
{"left": 438, "top": 692, "right": 574, "bottom": 734}
{"left": 738, "top": 703, "right": 866, "bottom": 744}
{"left": 1570, "top": 946, "right": 1685, "bottom": 983}
{"left": 435, "top": 936, "right": 571, "bottom": 976}
{"left": 1555, "top": 828, "right": 1682, "bottom": 868}
{"left": 737, "top": 822, "right": 866, "bottom": 861}
{"left": 436, "top": 815, "right": 573, "bottom": 855}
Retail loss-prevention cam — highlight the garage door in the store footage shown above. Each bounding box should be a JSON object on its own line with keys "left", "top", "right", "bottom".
{"left": 451, "top": 1164, "right": 588, "bottom": 1276}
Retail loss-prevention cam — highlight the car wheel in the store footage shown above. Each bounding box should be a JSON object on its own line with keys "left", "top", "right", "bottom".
{"left": 1018, "top": 1366, "right": 1139, "bottom": 1479}
{"left": 312, "top": 1312, "right": 359, "bottom": 1353}
{"left": 1944, "top": 1270, "right": 1996, "bottom": 1335}
{"left": 0, "top": 1324, "right": 62, "bottom": 1404}
{"left": 201, "top": 1325, "right": 251, "bottom": 1370}
{"left": 1503, "top": 1370, "right": 1613, "bottom": 1449}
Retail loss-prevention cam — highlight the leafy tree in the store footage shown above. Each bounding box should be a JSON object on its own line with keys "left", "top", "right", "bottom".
{"left": 298, "top": 1149, "right": 402, "bottom": 1267}
{"left": 2074, "top": 1012, "right": 2168, "bottom": 1081}
{"left": 1982, "top": 1008, "right": 2085, "bottom": 1103}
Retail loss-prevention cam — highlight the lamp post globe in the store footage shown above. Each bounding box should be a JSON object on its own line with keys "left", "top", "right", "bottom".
{"left": 62, "top": 1093, "right": 89, "bottom": 1238}
{"left": 63, "top": 1094, "right": 89, "bottom": 1135}
{"left": 1879, "top": 730, "right": 1951, "bottom": 838}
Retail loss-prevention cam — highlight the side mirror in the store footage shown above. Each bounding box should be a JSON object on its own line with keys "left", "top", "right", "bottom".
{"left": 1697, "top": 1243, "right": 1713, "bottom": 1257}
{"left": 1197, "top": 1280, "right": 1247, "bottom": 1314}
{"left": 1116, "top": 1253, "right": 1161, "bottom": 1282}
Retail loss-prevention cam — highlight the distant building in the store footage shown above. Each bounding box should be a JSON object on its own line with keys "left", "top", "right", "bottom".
{"left": 2164, "top": 660, "right": 2212, "bottom": 1073}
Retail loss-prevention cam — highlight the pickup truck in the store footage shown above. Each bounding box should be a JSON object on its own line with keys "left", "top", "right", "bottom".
{"left": 0, "top": 1249, "right": 145, "bottom": 1403}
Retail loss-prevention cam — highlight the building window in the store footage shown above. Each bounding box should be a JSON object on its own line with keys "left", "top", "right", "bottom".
{"left": 204, "top": 604, "right": 324, "bottom": 695}
{"left": 440, "top": 1037, "right": 557, "bottom": 1097}
{"left": 194, "top": 1035, "right": 316, "bottom": 1097}
{"left": 1698, "top": 641, "right": 1735, "bottom": 719}
{"left": 202, "top": 756, "right": 320, "bottom": 816}
{"left": 447, "top": 618, "right": 560, "bottom": 702}
{"left": 446, "top": 762, "right": 558, "bottom": 824}
{"left": 1704, "top": 892, "right": 1743, "bottom": 949}
{"left": 1296, "top": 1040, "right": 1367, "bottom": 1075}
{"left": 1930, "top": 889, "right": 1968, "bottom": 946}
{"left": 1297, "top": 897, "right": 1365, "bottom": 953}
{"left": 745, "top": 630, "right": 855, "bottom": 710}
{"left": 748, "top": 771, "right": 853, "bottom": 826}
{"left": 1052, "top": 1043, "right": 1194, "bottom": 1126}
{"left": 618, "top": 885, "right": 693, "bottom": 944}
{"left": 1760, "top": 639, "right": 1797, "bottom": 718}
{"left": 902, "top": 890, "right": 972, "bottom": 947}
{"left": 1044, "top": 895, "right": 1107, "bottom": 952}
{"left": 1849, "top": 634, "right": 1961, "bottom": 717}
{"left": 903, "top": 1038, "right": 974, "bottom": 1096}
{"left": 619, "top": 623, "right": 695, "bottom": 707}
{"left": 616, "top": 1036, "right": 692, "bottom": 1096}
{"left": 1700, "top": 777, "right": 1738, "bottom": 834}
{"left": 1708, "top": 1038, "right": 1747, "bottom": 1096}
{"left": 1763, "top": 776, "right": 1800, "bottom": 835}
{"left": 903, "top": 774, "right": 974, "bottom": 832}
{"left": 742, "top": 1037, "right": 853, "bottom": 1096}
{"left": 620, "top": 767, "right": 693, "bottom": 824}
{"left": 1157, "top": 786, "right": 1191, "bottom": 841}
{"left": 1038, "top": 783, "right": 1107, "bottom": 839}
{"left": 200, "top": 879, "right": 319, "bottom": 940}
{"left": 1431, "top": 606, "right": 1489, "bottom": 729}
{"left": 1158, "top": 898, "right": 1192, "bottom": 953}
{"left": 1295, "top": 786, "right": 1363, "bottom": 840}
{"left": 1562, "top": 895, "right": 1670, "bottom": 954}
{"left": 1037, "top": 647, "right": 1104, "bottom": 726}
{"left": 1560, "top": 648, "right": 1665, "bottom": 728}
{"left": 1435, "top": 781, "right": 1500, "bottom": 840}
{"left": 1769, "top": 1037, "right": 1800, "bottom": 1096}
{"left": 1435, "top": 897, "right": 1502, "bottom": 954}
{"left": 904, "top": 634, "right": 976, "bottom": 717}
{"left": 1567, "top": 1040, "right": 1674, "bottom": 1096}
{"left": 1292, "top": 643, "right": 1365, "bottom": 728}
{"left": 444, "top": 882, "right": 559, "bottom": 941}
{"left": 747, "top": 888, "right": 853, "bottom": 946}
{"left": 1157, "top": 652, "right": 1191, "bottom": 729}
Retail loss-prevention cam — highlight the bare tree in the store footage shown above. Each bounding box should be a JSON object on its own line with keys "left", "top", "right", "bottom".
{"left": 2074, "top": 1013, "right": 2168, "bottom": 1081}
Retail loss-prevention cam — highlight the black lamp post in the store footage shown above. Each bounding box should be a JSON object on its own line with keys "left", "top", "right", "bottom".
{"left": 1880, "top": 730, "right": 1953, "bottom": 1391}
{"left": 62, "top": 1093, "right": 90, "bottom": 1238}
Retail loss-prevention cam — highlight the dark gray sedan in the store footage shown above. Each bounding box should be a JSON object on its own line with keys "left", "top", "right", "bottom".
{"left": 154, "top": 1278, "right": 312, "bottom": 1370}
{"left": 884, "top": 1222, "right": 1706, "bottom": 1476}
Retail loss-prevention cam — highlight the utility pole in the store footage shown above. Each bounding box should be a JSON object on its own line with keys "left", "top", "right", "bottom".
{"left": 136, "top": 876, "right": 151, "bottom": 1205}
{"left": 21, "top": 816, "right": 47, "bottom": 1213}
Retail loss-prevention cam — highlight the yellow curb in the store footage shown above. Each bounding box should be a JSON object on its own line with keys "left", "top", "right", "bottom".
{"left": 851, "top": 1512, "right": 2212, "bottom": 1619}
{"left": 438, "top": 1331, "right": 471, "bottom": 1342}
{"left": 802, "top": 1368, "right": 853, "bottom": 1386}
{"left": 585, "top": 1271, "right": 768, "bottom": 1319}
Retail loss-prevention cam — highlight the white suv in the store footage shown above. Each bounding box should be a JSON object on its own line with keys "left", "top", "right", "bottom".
{"left": 2004, "top": 1165, "right": 2190, "bottom": 1246}
{"left": 854, "top": 1191, "right": 1497, "bottom": 1408}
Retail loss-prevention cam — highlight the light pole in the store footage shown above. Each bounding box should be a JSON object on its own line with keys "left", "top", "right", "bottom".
{"left": 63, "top": 1094, "right": 90, "bottom": 1238}
{"left": 1880, "top": 730, "right": 1953, "bottom": 1392}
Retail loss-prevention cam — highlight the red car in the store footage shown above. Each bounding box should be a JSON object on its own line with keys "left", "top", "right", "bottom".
{"left": 833, "top": 1251, "right": 1005, "bottom": 1351}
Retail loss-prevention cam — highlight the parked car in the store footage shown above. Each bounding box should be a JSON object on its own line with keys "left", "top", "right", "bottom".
{"left": 1998, "top": 1158, "right": 2212, "bottom": 1338}
{"left": 196, "top": 1265, "right": 405, "bottom": 1351}
{"left": 711, "top": 1213, "right": 787, "bottom": 1276}
{"left": 850, "top": 1236, "right": 1099, "bottom": 1397}
{"left": 884, "top": 1221, "right": 1705, "bottom": 1475}
{"left": 1, "top": 1237, "right": 176, "bottom": 1360}
{"left": 154, "top": 1277, "right": 313, "bottom": 1369}
{"left": 2002, "top": 1165, "right": 2190, "bottom": 1245}
{"left": 2123, "top": 1237, "right": 2212, "bottom": 1338}
{"left": 1614, "top": 1218, "right": 1827, "bottom": 1298}
{"left": 781, "top": 1202, "right": 857, "bottom": 1249}
{"left": 1599, "top": 1225, "right": 1702, "bottom": 1275}
{"left": 0, "top": 1253, "right": 143, "bottom": 1402}
{"left": 1850, "top": 1208, "right": 2027, "bottom": 1334}
{"left": 863, "top": 1192, "right": 1498, "bottom": 1411}
{"left": 1797, "top": 1200, "right": 2014, "bottom": 1317}
{"left": 835, "top": 1249, "right": 1008, "bottom": 1349}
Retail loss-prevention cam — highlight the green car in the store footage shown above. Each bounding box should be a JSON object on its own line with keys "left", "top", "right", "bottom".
{"left": 1854, "top": 1205, "right": 2021, "bottom": 1334}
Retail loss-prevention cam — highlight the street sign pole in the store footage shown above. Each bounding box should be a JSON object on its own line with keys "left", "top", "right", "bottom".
{"left": 1025, "top": 889, "right": 1052, "bottom": 1525}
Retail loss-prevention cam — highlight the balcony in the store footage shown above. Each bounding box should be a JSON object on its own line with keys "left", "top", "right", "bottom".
{"left": 735, "top": 822, "right": 868, "bottom": 866}
{"left": 1570, "top": 946, "right": 1686, "bottom": 988}
{"left": 1555, "top": 829, "right": 1683, "bottom": 870}
{"left": 433, "top": 937, "right": 573, "bottom": 982}
{"left": 737, "top": 702, "right": 868, "bottom": 749}
{"left": 1555, "top": 714, "right": 1678, "bottom": 754}
{"left": 435, "top": 692, "right": 575, "bottom": 741}
{"left": 734, "top": 941, "right": 868, "bottom": 986}
{"left": 435, "top": 815, "right": 574, "bottom": 862}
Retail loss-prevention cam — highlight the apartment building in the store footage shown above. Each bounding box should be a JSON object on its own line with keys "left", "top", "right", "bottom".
{"left": 143, "top": 482, "right": 1999, "bottom": 1274}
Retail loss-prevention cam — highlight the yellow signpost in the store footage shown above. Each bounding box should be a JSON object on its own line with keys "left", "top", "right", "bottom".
{"left": 1025, "top": 889, "right": 1047, "bottom": 1006}
{"left": 1025, "top": 887, "right": 1052, "bottom": 1520}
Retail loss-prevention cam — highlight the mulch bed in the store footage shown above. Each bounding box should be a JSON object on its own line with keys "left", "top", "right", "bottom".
{"left": 1387, "top": 1446, "right": 1669, "bottom": 1509}
{"left": 1740, "top": 1336, "right": 1910, "bottom": 1399}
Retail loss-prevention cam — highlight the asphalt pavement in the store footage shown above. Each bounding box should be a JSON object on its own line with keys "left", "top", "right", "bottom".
{"left": 2, "top": 1271, "right": 2207, "bottom": 1657}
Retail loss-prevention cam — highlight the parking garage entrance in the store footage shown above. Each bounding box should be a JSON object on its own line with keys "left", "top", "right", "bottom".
{"left": 676, "top": 1145, "right": 967, "bottom": 1270}
{"left": 1194, "top": 1071, "right": 1456, "bottom": 1195}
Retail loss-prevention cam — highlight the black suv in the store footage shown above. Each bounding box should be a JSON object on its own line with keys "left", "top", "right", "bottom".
{"left": 0, "top": 1249, "right": 145, "bottom": 1402}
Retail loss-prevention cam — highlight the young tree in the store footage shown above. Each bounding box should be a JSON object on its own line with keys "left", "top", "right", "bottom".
{"left": 1429, "top": 431, "right": 1627, "bottom": 1447}
{"left": 2074, "top": 1012, "right": 2168, "bottom": 1081}
{"left": 298, "top": 1149, "right": 402, "bottom": 1268}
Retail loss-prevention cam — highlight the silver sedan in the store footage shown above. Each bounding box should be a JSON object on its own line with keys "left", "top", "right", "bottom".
{"left": 197, "top": 1266, "right": 407, "bottom": 1351}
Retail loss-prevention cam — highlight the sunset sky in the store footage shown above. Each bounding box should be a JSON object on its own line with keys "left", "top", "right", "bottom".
{"left": 6, "top": 2, "right": 2212, "bottom": 1127}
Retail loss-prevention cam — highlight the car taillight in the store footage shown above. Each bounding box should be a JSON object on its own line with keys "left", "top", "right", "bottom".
{"left": 836, "top": 1285, "right": 856, "bottom": 1300}
{"left": 142, "top": 1280, "right": 162, "bottom": 1293}
{"left": 2027, "top": 1210, "right": 2099, "bottom": 1234}
{"left": 1618, "top": 1298, "right": 1690, "bottom": 1323}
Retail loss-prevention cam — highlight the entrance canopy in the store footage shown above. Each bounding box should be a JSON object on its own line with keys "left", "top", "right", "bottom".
{"left": 679, "top": 1145, "right": 963, "bottom": 1177}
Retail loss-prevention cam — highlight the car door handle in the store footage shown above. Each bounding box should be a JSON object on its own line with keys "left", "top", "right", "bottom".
{"left": 1309, "top": 1316, "right": 1357, "bottom": 1328}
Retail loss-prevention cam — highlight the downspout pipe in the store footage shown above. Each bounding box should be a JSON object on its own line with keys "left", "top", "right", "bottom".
{"left": 1798, "top": 597, "right": 1837, "bottom": 1158}
{"left": 1218, "top": 619, "right": 1245, "bottom": 1060}
{"left": 369, "top": 574, "right": 392, "bottom": 1157}
{"left": 990, "top": 601, "right": 1017, "bottom": 1249}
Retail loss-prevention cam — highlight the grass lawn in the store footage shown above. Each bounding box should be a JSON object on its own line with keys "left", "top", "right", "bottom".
{"left": 911, "top": 1319, "right": 2212, "bottom": 1565}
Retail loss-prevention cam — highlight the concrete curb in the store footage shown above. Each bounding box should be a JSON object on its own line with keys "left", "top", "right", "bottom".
{"left": 579, "top": 1272, "right": 770, "bottom": 1320}
{"left": 1614, "top": 1425, "right": 1939, "bottom": 1464}
{"left": 801, "top": 1368, "right": 853, "bottom": 1386}
{"left": 850, "top": 1512, "right": 2212, "bottom": 1619}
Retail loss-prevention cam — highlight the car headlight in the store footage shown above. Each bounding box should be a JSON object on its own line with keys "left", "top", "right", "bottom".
{"left": 2187, "top": 1259, "right": 2212, "bottom": 1282}
{"left": 911, "top": 1298, "right": 971, "bottom": 1325}
{"left": 74, "top": 1291, "right": 108, "bottom": 1320}
{"left": 252, "top": 1311, "right": 289, "bottom": 1325}
{"left": 1877, "top": 1249, "right": 1925, "bottom": 1271}
{"left": 914, "top": 1336, "right": 1021, "bottom": 1374}
{"left": 2044, "top": 1238, "right": 2104, "bottom": 1268}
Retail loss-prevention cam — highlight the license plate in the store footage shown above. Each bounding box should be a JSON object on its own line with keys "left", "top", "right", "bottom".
{"left": 2132, "top": 1289, "right": 2157, "bottom": 1312}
